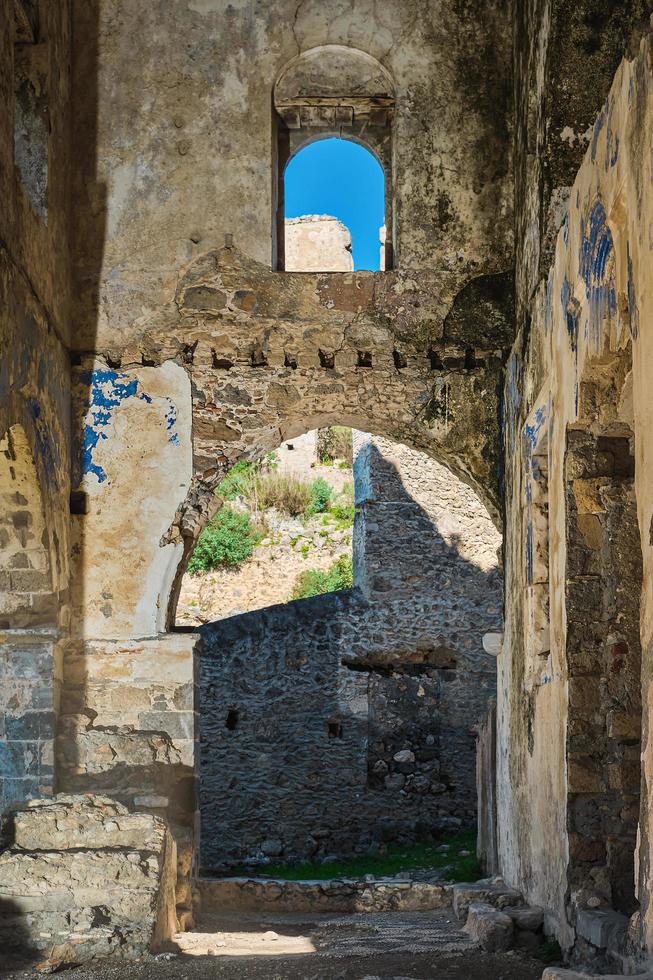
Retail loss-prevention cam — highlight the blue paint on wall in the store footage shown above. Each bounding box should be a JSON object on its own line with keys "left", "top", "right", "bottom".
{"left": 77, "top": 369, "right": 154, "bottom": 485}
{"left": 524, "top": 405, "right": 547, "bottom": 450}
{"left": 579, "top": 200, "right": 616, "bottom": 349}
{"left": 627, "top": 243, "right": 640, "bottom": 340}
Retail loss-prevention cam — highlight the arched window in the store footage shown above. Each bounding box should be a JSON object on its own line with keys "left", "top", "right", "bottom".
{"left": 284, "top": 138, "right": 385, "bottom": 272}
{"left": 273, "top": 45, "right": 395, "bottom": 270}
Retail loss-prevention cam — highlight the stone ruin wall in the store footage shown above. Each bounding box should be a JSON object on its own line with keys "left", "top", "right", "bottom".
{"left": 1, "top": 0, "right": 73, "bottom": 811}
{"left": 199, "top": 432, "right": 501, "bottom": 871}
{"left": 284, "top": 215, "right": 354, "bottom": 273}
{"left": 3, "top": 0, "right": 653, "bottom": 967}
{"left": 498, "top": 16, "right": 653, "bottom": 960}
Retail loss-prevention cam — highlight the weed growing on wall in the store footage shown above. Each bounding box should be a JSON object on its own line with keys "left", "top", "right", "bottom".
{"left": 188, "top": 506, "right": 261, "bottom": 573}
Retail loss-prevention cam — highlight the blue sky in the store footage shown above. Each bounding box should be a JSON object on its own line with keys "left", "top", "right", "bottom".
{"left": 284, "top": 137, "right": 384, "bottom": 271}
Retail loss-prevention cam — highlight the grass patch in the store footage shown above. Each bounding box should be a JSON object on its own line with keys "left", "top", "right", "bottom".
{"left": 231, "top": 830, "right": 481, "bottom": 881}
{"left": 291, "top": 554, "right": 353, "bottom": 599}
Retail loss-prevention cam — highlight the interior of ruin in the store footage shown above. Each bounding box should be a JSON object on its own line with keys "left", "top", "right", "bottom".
{"left": 3, "top": 0, "right": 653, "bottom": 976}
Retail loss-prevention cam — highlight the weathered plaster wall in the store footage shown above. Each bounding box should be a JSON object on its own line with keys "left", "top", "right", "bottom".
{"left": 499, "top": 27, "right": 653, "bottom": 957}
{"left": 0, "top": 1, "right": 73, "bottom": 810}
{"left": 71, "top": 0, "right": 513, "bottom": 341}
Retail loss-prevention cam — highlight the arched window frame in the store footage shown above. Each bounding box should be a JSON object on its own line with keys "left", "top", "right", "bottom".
{"left": 272, "top": 46, "right": 395, "bottom": 272}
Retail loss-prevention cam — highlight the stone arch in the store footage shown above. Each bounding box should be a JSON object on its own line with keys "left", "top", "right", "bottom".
{"left": 272, "top": 45, "right": 395, "bottom": 270}
{"left": 158, "top": 243, "right": 509, "bottom": 629}
{"left": 165, "top": 400, "right": 502, "bottom": 630}
{"left": 0, "top": 422, "right": 54, "bottom": 629}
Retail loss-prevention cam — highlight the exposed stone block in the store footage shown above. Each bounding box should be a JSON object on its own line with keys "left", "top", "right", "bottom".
{"left": 575, "top": 908, "right": 629, "bottom": 950}
{"left": 464, "top": 902, "right": 513, "bottom": 951}
{"left": 12, "top": 794, "right": 168, "bottom": 852}
{"left": 452, "top": 879, "right": 524, "bottom": 922}
{"left": 0, "top": 794, "right": 177, "bottom": 965}
{"left": 505, "top": 904, "right": 544, "bottom": 931}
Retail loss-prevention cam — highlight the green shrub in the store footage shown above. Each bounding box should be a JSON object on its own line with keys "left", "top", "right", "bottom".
{"left": 329, "top": 502, "right": 355, "bottom": 525}
{"left": 308, "top": 476, "right": 332, "bottom": 514}
{"left": 291, "top": 554, "right": 353, "bottom": 599}
{"left": 326, "top": 482, "right": 355, "bottom": 527}
{"left": 188, "top": 506, "right": 260, "bottom": 573}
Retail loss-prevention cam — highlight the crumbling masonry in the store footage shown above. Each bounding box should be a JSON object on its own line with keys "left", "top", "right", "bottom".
{"left": 3, "top": 0, "right": 653, "bottom": 972}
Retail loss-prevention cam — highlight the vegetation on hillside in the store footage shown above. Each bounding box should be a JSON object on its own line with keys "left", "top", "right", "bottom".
{"left": 291, "top": 554, "right": 354, "bottom": 599}
{"left": 188, "top": 506, "right": 262, "bottom": 573}
{"left": 187, "top": 446, "right": 355, "bottom": 576}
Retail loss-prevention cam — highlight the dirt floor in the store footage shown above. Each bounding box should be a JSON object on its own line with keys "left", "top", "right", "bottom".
{"left": 0, "top": 910, "right": 549, "bottom": 980}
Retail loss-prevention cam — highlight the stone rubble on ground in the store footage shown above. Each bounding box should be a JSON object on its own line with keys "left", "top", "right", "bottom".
{"left": 464, "top": 901, "right": 514, "bottom": 951}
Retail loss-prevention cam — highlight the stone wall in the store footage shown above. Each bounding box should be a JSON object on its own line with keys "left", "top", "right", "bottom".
{"left": 1, "top": 1, "right": 73, "bottom": 811}
{"left": 199, "top": 434, "right": 501, "bottom": 871}
{"left": 285, "top": 215, "right": 353, "bottom": 272}
{"left": 499, "top": 22, "right": 653, "bottom": 961}
{"left": 0, "top": 795, "right": 178, "bottom": 966}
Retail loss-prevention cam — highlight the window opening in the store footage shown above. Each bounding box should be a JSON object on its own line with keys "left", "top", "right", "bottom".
{"left": 284, "top": 138, "right": 385, "bottom": 272}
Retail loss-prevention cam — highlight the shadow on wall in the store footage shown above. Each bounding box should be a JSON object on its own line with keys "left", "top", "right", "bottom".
{"left": 197, "top": 446, "right": 501, "bottom": 873}
{"left": 0, "top": 898, "right": 41, "bottom": 967}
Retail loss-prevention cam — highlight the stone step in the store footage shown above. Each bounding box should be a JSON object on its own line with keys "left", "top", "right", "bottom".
{"left": 199, "top": 875, "right": 452, "bottom": 914}
{"left": 542, "top": 970, "right": 653, "bottom": 979}
{"left": 463, "top": 899, "right": 545, "bottom": 954}
{"left": 452, "top": 878, "right": 525, "bottom": 922}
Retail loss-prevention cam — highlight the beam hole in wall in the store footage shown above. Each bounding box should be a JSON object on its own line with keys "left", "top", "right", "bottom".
{"left": 393, "top": 350, "right": 407, "bottom": 370}
{"left": 318, "top": 349, "right": 335, "bottom": 369}
{"left": 429, "top": 350, "right": 444, "bottom": 371}
{"left": 327, "top": 721, "right": 343, "bottom": 738}
{"left": 211, "top": 352, "right": 233, "bottom": 370}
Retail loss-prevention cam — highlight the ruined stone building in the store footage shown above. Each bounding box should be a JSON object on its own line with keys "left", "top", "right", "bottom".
{"left": 3, "top": 0, "right": 653, "bottom": 973}
{"left": 199, "top": 430, "right": 501, "bottom": 872}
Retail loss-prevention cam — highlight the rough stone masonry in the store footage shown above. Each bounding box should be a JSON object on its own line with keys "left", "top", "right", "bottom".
{"left": 199, "top": 430, "right": 501, "bottom": 870}
{"left": 3, "top": 0, "right": 653, "bottom": 973}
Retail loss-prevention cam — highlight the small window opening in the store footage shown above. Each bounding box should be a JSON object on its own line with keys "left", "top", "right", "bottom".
{"left": 319, "top": 349, "right": 335, "bottom": 369}
{"left": 225, "top": 709, "right": 239, "bottom": 731}
{"left": 328, "top": 721, "right": 343, "bottom": 738}
{"left": 357, "top": 351, "right": 373, "bottom": 368}
{"left": 284, "top": 352, "right": 298, "bottom": 369}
